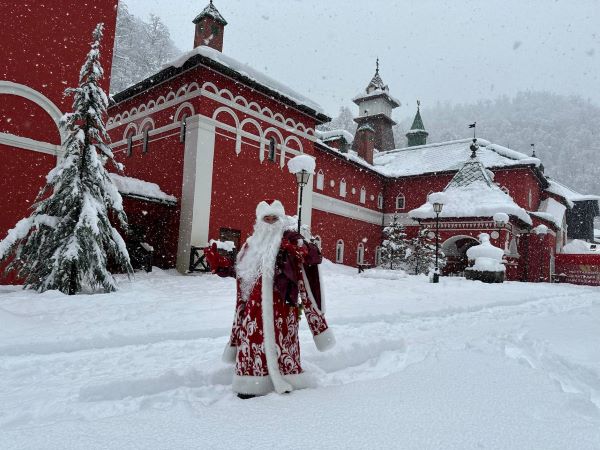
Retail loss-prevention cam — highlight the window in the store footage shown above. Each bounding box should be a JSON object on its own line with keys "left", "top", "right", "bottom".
{"left": 339, "top": 179, "right": 347, "bottom": 197}
{"left": 141, "top": 122, "right": 153, "bottom": 155}
{"left": 377, "top": 193, "right": 383, "bottom": 209}
{"left": 528, "top": 189, "right": 533, "bottom": 208}
{"left": 356, "top": 243, "right": 365, "bottom": 265}
{"left": 316, "top": 170, "right": 324, "bottom": 190}
{"left": 179, "top": 114, "right": 188, "bottom": 143}
{"left": 336, "top": 240, "right": 344, "bottom": 263}
{"left": 360, "top": 187, "right": 366, "bottom": 204}
{"left": 126, "top": 135, "right": 133, "bottom": 157}
{"left": 268, "top": 138, "right": 277, "bottom": 162}
{"left": 396, "top": 193, "right": 405, "bottom": 210}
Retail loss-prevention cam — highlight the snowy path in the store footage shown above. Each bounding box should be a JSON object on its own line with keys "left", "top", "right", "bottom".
{"left": 1, "top": 264, "right": 600, "bottom": 449}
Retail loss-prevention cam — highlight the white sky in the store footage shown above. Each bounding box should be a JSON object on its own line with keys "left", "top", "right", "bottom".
{"left": 126, "top": 0, "right": 600, "bottom": 120}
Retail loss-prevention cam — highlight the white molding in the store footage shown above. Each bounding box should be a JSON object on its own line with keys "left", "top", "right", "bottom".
{"left": 383, "top": 212, "right": 419, "bottom": 226}
{"left": 107, "top": 84, "right": 317, "bottom": 142}
{"left": 0, "top": 81, "right": 65, "bottom": 143}
{"left": 313, "top": 192, "right": 383, "bottom": 226}
{"left": 176, "top": 115, "right": 216, "bottom": 273}
{"left": 0, "top": 132, "right": 61, "bottom": 156}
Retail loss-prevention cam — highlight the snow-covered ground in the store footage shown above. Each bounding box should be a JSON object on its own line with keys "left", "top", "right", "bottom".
{"left": 1, "top": 262, "right": 600, "bottom": 449}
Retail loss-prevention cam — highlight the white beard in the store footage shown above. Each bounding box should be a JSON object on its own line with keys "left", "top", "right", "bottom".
{"left": 236, "top": 219, "right": 285, "bottom": 301}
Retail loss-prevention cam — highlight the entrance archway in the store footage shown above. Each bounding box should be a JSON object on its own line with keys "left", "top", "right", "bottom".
{"left": 442, "top": 235, "right": 479, "bottom": 275}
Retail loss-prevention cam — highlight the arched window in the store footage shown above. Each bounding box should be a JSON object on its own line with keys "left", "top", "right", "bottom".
{"left": 339, "top": 179, "right": 347, "bottom": 197}
{"left": 528, "top": 189, "right": 533, "bottom": 208}
{"left": 314, "top": 235, "right": 322, "bottom": 250}
{"left": 360, "top": 186, "right": 366, "bottom": 204}
{"left": 375, "top": 246, "right": 382, "bottom": 266}
{"left": 268, "top": 138, "right": 277, "bottom": 162}
{"left": 179, "top": 113, "right": 189, "bottom": 143}
{"left": 356, "top": 242, "right": 365, "bottom": 265}
{"left": 141, "top": 121, "right": 153, "bottom": 154}
{"left": 336, "top": 239, "right": 344, "bottom": 263}
{"left": 125, "top": 127, "right": 135, "bottom": 157}
{"left": 377, "top": 193, "right": 384, "bottom": 209}
{"left": 396, "top": 193, "right": 405, "bottom": 210}
{"left": 316, "top": 170, "right": 324, "bottom": 190}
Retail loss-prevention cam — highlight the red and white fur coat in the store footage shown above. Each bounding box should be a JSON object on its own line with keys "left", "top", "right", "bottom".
{"left": 222, "top": 231, "right": 335, "bottom": 396}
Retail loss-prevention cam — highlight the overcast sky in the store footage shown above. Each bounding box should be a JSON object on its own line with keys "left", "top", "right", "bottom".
{"left": 126, "top": 0, "right": 600, "bottom": 120}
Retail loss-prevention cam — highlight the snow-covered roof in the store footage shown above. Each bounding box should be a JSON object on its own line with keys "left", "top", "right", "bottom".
{"left": 163, "top": 46, "right": 325, "bottom": 116}
{"left": 530, "top": 197, "right": 566, "bottom": 230}
{"left": 545, "top": 179, "right": 600, "bottom": 208}
{"left": 409, "top": 180, "right": 532, "bottom": 225}
{"left": 109, "top": 173, "right": 177, "bottom": 205}
{"left": 316, "top": 129, "right": 354, "bottom": 144}
{"left": 352, "top": 88, "right": 402, "bottom": 107}
{"left": 374, "top": 138, "right": 541, "bottom": 178}
{"left": 193, "top": 2, "right": 227, "bottom": 25}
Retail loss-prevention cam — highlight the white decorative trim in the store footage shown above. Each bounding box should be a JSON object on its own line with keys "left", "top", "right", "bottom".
{"left": 0, "top": 132, "right": 61, "bottom": 156}
{"left": 313, "top": 328, "right": 336, "bottom": 352}
{"left": 232, "top": 372, "right": 315, "bottom": 396}
{"left": 107, "top": 81, "right": 317, "bottom": 142}
{"left": 139, "top": 117, "right": 155, "bottom": 131}
{"left": 383, "top": 212, "right": 419, "bottom": 226}
{"left": 313, "top": 192, "right": 384, "bottom": 226}
{"left": 301, "top": 266, "right": 325, "bottom": 314}
{"left": 261, "top": 272, "right": 293, "bottom": 394}
{"left": 0, "top": 81, "right": 65, "bottom": 143}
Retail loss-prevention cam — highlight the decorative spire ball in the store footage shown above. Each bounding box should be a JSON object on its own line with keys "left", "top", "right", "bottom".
{"left": 531, "top": 143, "right": 536, "bottom": 157}
{"left": 376, "top": 57, "right": 379, "bottom": 75}
{"left": 470, "top": 138, "right": 479, "bottom": 158}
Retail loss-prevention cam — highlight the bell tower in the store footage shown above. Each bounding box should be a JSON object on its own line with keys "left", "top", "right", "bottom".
{"left": 406, "top": 100, "right": 428, "bottom": 147}
{"left": 193, "top": 0, "right": 227, "bottom": 51}
{"left": 352, "top": 59, "right": 400, "bottom": 152}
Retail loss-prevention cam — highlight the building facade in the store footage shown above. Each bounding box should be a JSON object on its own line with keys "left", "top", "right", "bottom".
{"left": 2, "top": 1, "right": 599, "bottom": 284}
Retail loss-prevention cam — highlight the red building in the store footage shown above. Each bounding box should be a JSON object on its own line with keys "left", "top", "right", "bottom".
{"left": 2, "top": 1, "right": 599, "bottom": 284}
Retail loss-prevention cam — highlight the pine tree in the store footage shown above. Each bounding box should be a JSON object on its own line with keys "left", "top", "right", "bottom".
{"left": 380, "top": 213, "right": 408, "bottom": 269}
{"left": 0, "top": 23, "right": 133, "bottom": 295}
{"left": 405, "top": 227, "right": 445, "bottom": 275}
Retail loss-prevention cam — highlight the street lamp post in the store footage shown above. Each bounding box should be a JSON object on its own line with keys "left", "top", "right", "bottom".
{"left": 432, "top": 201, "right": 444, "bottom": 283}
{"left": 295, "top": 169, "right": 311, "bottom": 232}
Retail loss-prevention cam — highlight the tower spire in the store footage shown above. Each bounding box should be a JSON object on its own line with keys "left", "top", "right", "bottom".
{"left": 406, "top": 100, "right": 428, "bottom": 147}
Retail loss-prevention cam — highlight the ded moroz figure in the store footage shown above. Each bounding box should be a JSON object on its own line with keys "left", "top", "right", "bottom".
{"left": 205, "top": 199, "right": 335, "bottom": 399}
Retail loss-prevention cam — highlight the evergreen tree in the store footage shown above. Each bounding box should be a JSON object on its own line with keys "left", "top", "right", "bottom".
{"left": 0, "top": 23, "right": 133, "bottom": 295}
{"left": 380, "top": 213, "right": 408, "bottom": 269}
{"left": 406, "top": 227, "right": 445, "bottom": 275}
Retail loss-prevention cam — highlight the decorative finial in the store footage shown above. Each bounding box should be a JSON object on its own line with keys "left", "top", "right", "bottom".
{"left": 530, "top": 143, "right": 536, "bottom": 157}
{"left": 468, "top": 122, "right": 476, "bottom": 139}
{"left": 417, "top": 99, "right": 421, "bottom": 109}
{"left": 376, "top": 57, "right": 379, "bottom": 75}
{"left": 470, "top": 138, "right": 479, "bottom": 158}
{"left": 210, "top": 0, "right": 213, "bottom": 4}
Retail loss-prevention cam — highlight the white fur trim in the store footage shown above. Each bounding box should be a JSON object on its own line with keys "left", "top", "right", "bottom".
{"left": 313, "top": 328, "right": 336, "bottom": 352}
{"left": 232, "top": 372, "right": 315, "bottom": 396}
{"left": 261, "top": 273, "right": 293, "bottom": 394}
{"left": 222, "top": 344, "right": 237, "bottom": 364}
{"left": 256, "top": 200, "right": 285, "bottom": 219}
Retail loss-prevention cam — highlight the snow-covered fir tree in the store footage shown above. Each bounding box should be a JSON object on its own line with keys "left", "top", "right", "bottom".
{"left": 110, "top": 2, "right": 180, "bottom": 94}
{"left": 0, "top": 23, "right": 133, "bottom": 295}
{"left": 380, "top": 213, "right": 408, "bottom": 269}
{"left": 405, "top": 227, "right": 445, "bottom": 275}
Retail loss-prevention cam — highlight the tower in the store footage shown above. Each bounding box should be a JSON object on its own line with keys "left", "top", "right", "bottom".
{"left": 193, "top": 0, "right": 228, "bottom": 51}
{"left": 352, "top": 59, "right": 400, "bottom": 152}
{"left": 406, "top": 100, "right": 428, "bottom": 147}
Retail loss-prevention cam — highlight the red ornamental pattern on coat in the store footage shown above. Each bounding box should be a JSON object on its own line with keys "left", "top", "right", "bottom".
{"left": 229, "top": 277, "right": 329, "bottom": 379}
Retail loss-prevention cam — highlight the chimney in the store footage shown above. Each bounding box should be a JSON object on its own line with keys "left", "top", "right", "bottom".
{"left": 355, "top": 123, "right": 375, "bottom": 164}
{"left": 193, "top": 1, "right": 227, "bottom": 51}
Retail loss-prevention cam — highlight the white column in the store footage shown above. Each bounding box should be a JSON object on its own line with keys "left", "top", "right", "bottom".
{"left": 176, "top": 114, "right": 216, "bottom": 273}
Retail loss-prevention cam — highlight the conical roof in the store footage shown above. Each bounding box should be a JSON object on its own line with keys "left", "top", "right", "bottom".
{"left": 445, "top": 140, "right": 493, "bottom": 189}
{"left": 366, "top": 58, "right": 388, "bottom": 93}
{"left": 193, "top": 0, "right": 227, "bottom": 25}
{"left": 409, "top": 107, "right": 425, "bottom": 131}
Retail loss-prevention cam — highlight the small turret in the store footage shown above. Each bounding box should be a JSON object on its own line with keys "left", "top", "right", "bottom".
{"left": 193, "top": 1, "right": 227, "bottom": 51}
{"left": 406, "top": 100, "right": 428, "bottom": 147}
